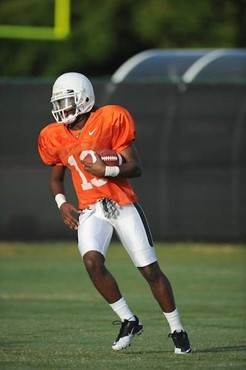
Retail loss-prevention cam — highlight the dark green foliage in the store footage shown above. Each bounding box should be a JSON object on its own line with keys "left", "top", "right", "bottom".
{"left": 0, "top": 0, "right": 245, "bottom": 77}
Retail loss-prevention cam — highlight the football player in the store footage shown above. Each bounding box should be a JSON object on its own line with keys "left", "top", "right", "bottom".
{"left": 38, "top": 72, "right": 191, "bottom": 354}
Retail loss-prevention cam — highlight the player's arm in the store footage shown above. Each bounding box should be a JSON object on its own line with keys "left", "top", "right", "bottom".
{"left": 118, "top": 144, "right": 142, "bottom": 178}
{"left": 82, "top": 144, "right": 142, "bottom": 179}
{"left": 49, "top": 165, "right": 80, "bottom": 230}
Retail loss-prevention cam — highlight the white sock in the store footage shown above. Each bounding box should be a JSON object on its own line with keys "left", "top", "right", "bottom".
{"left": 109, "top": 297, "right": 135, "bottom": 321}
{"left": 163, "top": 308, "right": 184, "bottom": 333}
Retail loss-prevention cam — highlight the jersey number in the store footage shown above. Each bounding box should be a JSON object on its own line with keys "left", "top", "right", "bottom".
{"left": 68, "top": 150, "right": 107, "bottom": 190}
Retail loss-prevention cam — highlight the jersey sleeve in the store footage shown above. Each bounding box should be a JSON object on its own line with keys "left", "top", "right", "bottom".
{"left": 111, "top": 107, "right": 136, "bottom": 152}
{"left": 38, "top": 128, "right": 63, "bottom": 166}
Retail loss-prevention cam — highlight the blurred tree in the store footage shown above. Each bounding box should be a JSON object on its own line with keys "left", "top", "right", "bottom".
{"left": 0, "top": 0, "right": 245, "bottom": 78}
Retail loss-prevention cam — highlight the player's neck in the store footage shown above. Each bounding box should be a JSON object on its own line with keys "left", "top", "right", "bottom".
{"left": 68, "top": 113, "right": 90, "bottom": 131}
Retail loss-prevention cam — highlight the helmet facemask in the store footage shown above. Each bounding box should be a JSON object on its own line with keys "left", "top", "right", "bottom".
{"left": 51, "top": 91, "right": 86, "bottom": 125}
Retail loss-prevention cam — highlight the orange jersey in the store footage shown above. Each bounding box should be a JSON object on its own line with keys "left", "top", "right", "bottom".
{"left": 38, "top": 105, "right": 138, "bottom": 209}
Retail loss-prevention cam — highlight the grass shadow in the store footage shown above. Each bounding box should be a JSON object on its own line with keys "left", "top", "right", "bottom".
{"left": 197, "top": 345, "right": 246, "bottom": 353}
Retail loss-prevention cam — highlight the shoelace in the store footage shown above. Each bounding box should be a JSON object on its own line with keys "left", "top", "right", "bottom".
{"left": 112, "top": 320, "right": 123, "bottom": 326}
{"left": 168, "top": 331, "right": 185, "bottom": 338}
{"left": 112, "top": 320, "right": 128, "bottom": 340}
{"left": 168, "top": 331, "right": 188, "bottom": 348}
{"left": 112, "top": 316, "right": 136, "bottom": 326}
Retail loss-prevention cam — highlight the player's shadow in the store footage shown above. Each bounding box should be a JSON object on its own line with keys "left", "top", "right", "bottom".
{"left": 124, "top": 345, "right": 246, "bottom": 355}
{"left": 198, "top": 345, "right": 246, "bottom": 353}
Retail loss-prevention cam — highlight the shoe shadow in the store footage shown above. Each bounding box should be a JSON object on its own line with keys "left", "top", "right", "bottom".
{"left": 196, "top": 345, "right": 246, "bottom": 353}
{"left": 121, "top": 351, "right": 168, "bottom": 355}
{"left": 121, "top": 345, "right": 246, "bottom": 355}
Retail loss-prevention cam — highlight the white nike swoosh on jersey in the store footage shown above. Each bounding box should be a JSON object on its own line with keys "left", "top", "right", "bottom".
{"left": 89, "top": 128, "right": 96, "bottom": 135}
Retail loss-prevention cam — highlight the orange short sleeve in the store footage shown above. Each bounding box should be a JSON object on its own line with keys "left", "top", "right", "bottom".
{"left": 111, "top": 107, "right": 136, "bottom": 152}
{"left": 38, "top": 128, "right": 63, "bottom": 166}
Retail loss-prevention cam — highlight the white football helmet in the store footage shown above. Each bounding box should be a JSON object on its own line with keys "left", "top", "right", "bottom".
{"left": 51, "top": 72, "right": 95, "bottom": 124}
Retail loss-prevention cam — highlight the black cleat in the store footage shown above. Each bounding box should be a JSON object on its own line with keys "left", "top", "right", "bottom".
{"left": 168, "top": 330, "right": 192, "bottom": 354}
{"left": 112, "top": 315, "right": 143, "bottom": 350}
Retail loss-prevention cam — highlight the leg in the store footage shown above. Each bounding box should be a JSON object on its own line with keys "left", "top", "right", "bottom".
{"left": 114, "top": 203, "right": 191, "bottom": 353}
{"left": 114, "top": 203, "right": 174, "bottom": 311}
{"left": 78, "top": 202, "right": 143, "bottom": 350}
{"left": 139, "top": 261, "right": 191, "bottom": 354}
{"left": 138, "top": 261, "right": 184, "bottom": 328}
{"left": 83, "top": 249, "right": 138, "bottom": 320}
{"left": 138, "top": 261, "right": 175, "bottom": 313}
{"left": 83, "top": 249, "right": 143, "bottom": 351}
{"left": 83, "top": 250, "right": 122, "bottom": 303}
{"left": 78, "top": 204, "right": 136, "bottom": 320}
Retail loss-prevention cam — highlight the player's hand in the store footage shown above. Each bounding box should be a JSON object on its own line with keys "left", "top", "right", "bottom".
{"left": 82, "top": 153, "right": 106, "bottom": 177}
{"left": 60, "top": 202, "right": 80, "bottom": 230}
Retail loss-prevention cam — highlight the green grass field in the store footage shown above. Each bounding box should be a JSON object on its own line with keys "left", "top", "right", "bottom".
{"left": 0, "top": 242, "right": 245, "bottom": 369}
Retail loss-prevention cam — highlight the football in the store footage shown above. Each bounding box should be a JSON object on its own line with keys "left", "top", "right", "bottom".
{"left": 83, "top": 149, "right": 124, "bottom": 166}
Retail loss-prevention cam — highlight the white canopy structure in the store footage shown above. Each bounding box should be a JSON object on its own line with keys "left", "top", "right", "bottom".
{"left": 111, "top": 49, "right": 246, "bottom": 84}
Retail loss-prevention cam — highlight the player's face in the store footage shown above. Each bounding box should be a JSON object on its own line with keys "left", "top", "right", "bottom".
{"left": 51, "top": 96, "right": 77, "bottom": 124}
{"left": 64, "top": 106, "right": 76, "bottom": 117}
{"left": 53, "top": 97, "right": 75, "bottom": 111}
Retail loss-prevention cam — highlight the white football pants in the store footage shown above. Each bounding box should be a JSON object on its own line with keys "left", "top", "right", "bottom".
{"left": 77, "top": 199, "right": 157, "bottom": 267}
